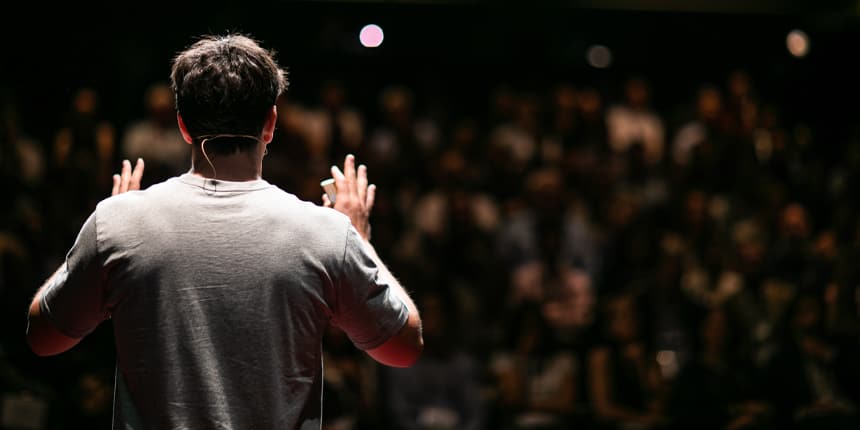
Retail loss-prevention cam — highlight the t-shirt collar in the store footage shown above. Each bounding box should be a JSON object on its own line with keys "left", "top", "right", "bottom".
{"left": 178, "top": 173, "right": 272, "bottom": 192}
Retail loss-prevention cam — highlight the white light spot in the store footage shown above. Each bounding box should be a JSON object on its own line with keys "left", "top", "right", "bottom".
{"left": 586, "top": 45, "right": 612, "bottom": 69}
{"left": 787, "top": 29, "right": 810, "bottom": 58}
{"left": 360, "top": 24, "right": 384, "bottom": 48}
{"left": 656, "top": 350, "right": 677, "bottom": 367}
{"left": 656, "top": 350, "right": 679, "bottom": 379}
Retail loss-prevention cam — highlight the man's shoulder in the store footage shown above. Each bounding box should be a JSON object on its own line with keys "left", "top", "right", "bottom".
{"left": 269, "top": 193, "right": 352, "bottom": 233}
{"left": 252, "top": 192, "right": 355, "bottom": 258}
{"left": 93, "top": 178, "right": 188, "bottom": 221}
{"left": 95, "top": 189, "right": 146, "bottom": 212}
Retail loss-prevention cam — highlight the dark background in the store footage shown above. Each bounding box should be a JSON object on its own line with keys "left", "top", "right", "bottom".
{"left": 4, "top": 2, "right": 860, "bottom": 429}
{"left": 2, "top": 0, "right": 858, "bottom": 142}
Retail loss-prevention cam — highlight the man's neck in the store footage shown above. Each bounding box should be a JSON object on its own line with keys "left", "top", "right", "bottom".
{"left": 189, "top": 147, "right": 264, "bottom": 182}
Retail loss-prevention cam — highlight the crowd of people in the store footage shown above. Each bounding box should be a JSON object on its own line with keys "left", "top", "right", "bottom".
{"left": 3, "top": 66, "right": 860, "bottom": 430}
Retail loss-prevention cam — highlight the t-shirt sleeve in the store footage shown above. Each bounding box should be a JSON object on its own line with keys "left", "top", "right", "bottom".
{"left": 39, "top": 211, "right": 109, "bottom": 339}
{"left": 330, "top": 226, "right": 409, "bottom": 351}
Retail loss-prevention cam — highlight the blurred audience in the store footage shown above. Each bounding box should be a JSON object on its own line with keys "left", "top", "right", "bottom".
{"left": 3, "top": 65, "right": 859, "bottom": 430}
{"left": 490, "top": 302, "right": 580, "bottom": 430}
{"left": 588, "top": 292, "right": 667, "bottom": 430}
{"left": 667, "top": 307, "right": 772, "bottom": 430}
{"left": 120, "top": 82, "right": 186, "bottom": 186}
{"left": 385, "top": 290, "right": 485, "bottom": 430}
{"left": 606, "top": 77, "right": 665, "bottom": 167}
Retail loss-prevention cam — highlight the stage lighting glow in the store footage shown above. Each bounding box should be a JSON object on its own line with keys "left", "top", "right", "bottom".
{"left": 586, "top": 45, "right": 612, "bottom": 69}
{"left": 656, "top": 350, "right": 677, "bottom": 367}
{"left": 360, "top": 24, "right": 384, "bottom": 48}
{"left": 657, "top": 350, "right": 679, "bottom": 378}
{"left": 786, "top": 29, "right": 809, "bottom": 58}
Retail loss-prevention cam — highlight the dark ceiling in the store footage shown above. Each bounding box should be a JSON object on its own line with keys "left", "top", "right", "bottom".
{"left": 2, "top": 0, "right": 858, "bottom": 140}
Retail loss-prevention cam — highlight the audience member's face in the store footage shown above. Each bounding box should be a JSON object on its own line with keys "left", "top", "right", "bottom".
{"left": 697, "top": 88, "right": 722, "bottom": 121}
{"left": 578, "top": 89, "right": 602, "bottom": 118}
{"left": 701, "top": 309, "right": 728, "bottom": 352}
{"left": 738, "top": 240, "right": 764, "bottom": 268}
{"left": 439, "top": 149, "right": 467, "bottom": 181}
{"left": 321, "top": 83, "right": 346, "bottom": 110}
{"left": 79, "top": 373, "right": 111, "bottom": 416}
{"left": 566, "top": 270, "right": 595, "bottom": 326}
{"left": 607, "top": 296, "right": 639, "bottom": 343}
{"left": 739, "top": 98, "right": 759, "bottom": 131}
{"left": 277, "top": 102, "right": 305, "bottom": 133}
{"left": 526, "top": 169, "right": 564, "bottom": 212}
{"left": 793, "top": 296, "right": 820, "bottom": 330}
{"left": 607, "top": 193, "right": 637, "bottom": 228}
{"left": 73, "top": 88, "right": 98, "bottom": 116}
{"left": 517, "top": 311, "right": 546, "bottom": 353}
{"left": 728, "top": 71, "right": 751, "bottom": 100}
{"left": 421, "top": 295, "right": 445, "bottom": 338}
{"left": 684, "top": 190, "right": 708, "bottom": 225}
{"left": 491, "top": 87, "right": 517, "bottom": 119}
{"left": 147, "top": 85, "right": 175, "bottom": 125}
{"left": 544, "top": 268, "right": 595, "bottom": 329}
{"left": 551, "top": 85, "right": 578, "bottom": 133}
{"left": 780, "top": 203, "right": 809, "bottom": 239}
{"left": 554, "top": 85, "right": 577, "bottom": 111}
{"left": 514, "top": 97, "right": 540, "bottom": 132}
{"left": 452, "top": 121, "right": 478, "bottom": 150}
{"left": 381, "top": 87, "right": 413, "bottom": 126}
{"left": 449, "top": 190, "right": 472, "bottom": 223}
{"left": 625, "top": 79, "right": 649, "bottom": 109}
{"left": 656, "top": 255, "right": 682, "bottom": 288}
{"left": 813, "top": 230, "right": 837, "bottom": 260}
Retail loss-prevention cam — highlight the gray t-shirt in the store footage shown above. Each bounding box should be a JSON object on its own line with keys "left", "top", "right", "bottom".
{"left": 40, "top": 174, "right": 409, "bottom": 429}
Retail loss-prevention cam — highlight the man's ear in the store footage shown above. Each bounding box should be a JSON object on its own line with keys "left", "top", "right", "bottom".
{"left": 177, "top": 113, "right": 194, "bottom": 144}
{"left": 262, "top": 105, "right": 277, "bottom": 144}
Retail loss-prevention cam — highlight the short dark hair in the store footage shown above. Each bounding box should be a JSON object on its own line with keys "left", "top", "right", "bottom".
{"left": 170, "top": 33, "right": 288, "bottom": 154}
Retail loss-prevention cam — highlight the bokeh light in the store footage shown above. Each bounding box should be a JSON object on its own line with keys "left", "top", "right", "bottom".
{"left": 586, "top": 45, "right": 612, "bottom": 68}
{"left": 359, "top": 24, "right": 384, "bottom": 48}
{"left": 786, "top": 29, "right": 810, "bottom": 58}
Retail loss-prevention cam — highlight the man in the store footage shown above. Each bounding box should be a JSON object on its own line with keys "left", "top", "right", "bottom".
{"left": 26, "top": 34, "right": 423, "bottom": 429}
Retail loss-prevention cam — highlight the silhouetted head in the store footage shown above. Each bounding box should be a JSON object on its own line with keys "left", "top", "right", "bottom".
{"left": 170, "top": 33, "right": 288, "bottom": 154}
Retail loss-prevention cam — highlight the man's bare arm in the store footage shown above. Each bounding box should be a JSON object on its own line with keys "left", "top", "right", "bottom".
{"left": 360, "top": 239, "right": 423, "bottom": 367}
{"left": 325, "top": 154, "right": 423, "bottom": 367}
{"left": 27, "top": 158, "right": 144, "bottom": 356}
{"left": 26, "top": 264, "right": 81, "bottom": 356}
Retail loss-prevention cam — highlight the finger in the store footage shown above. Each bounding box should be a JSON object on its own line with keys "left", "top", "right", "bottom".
{"left": 120, "top": 159, "right": 131, "bottom": 193}
{"left": 322, "top": 194, "right": 332, "bottom": 208}
{"left": 357, "top": 164, "right": 368, "bottom": 205}
{"left": 331, "top": 165, "right": 345, "bottom": 181}
{"left": 331, "top": 165, "right": 346, "bottom": 203}
{"left": 111, "top": 174, "right": 120, "bottom": 196}
{"left": 366, "top": 184, "right": 376, "bottom": 212}
{"left": 343, "top": 154, "right": 357, "bottom": 197}
{"left": 130, "top": 158, "right": 145, "bottom": 191}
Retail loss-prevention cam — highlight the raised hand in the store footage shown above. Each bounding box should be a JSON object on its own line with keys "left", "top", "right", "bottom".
{"left": 111, "top": 158, "right": 145, "bottom": 196}
{"left": 323, "top": 154, "right": 375, "bottom": 240}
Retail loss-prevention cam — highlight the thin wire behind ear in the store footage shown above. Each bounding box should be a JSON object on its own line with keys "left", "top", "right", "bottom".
{"left": 195, "top": 133, "right": 262, "bottom": 193}
{"left": 200, "top": 138, "right": 217, "bottom": 193}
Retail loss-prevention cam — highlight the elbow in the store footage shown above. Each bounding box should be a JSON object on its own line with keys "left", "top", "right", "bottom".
{"left": 392, "top": 309, "right": 424, "bottom": 367}
{"left": 26, "top": 309, "right": 51, "bottom": 356}
{"left": 389, "top": 348, "right": 423, "bottom": 368}
{"left": 26, "top": 335, "right": 78, "bottom": 357}
{"left": 26, "top": 333, "right": 58, "bottom": 357}
{"left": 398, "top": 331, "right": 425, "bottom": 368}
{"left": 29, "top": 346, "right": 53, "bottom": 358}
{"left": 367, "top": 319, "right": 424, "bottom": 368}
{"left": 26, "top": 313, "right": 79, "bottom": 357}
{"left": 386, "top": 327, "right": 424, "bottom": 368}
